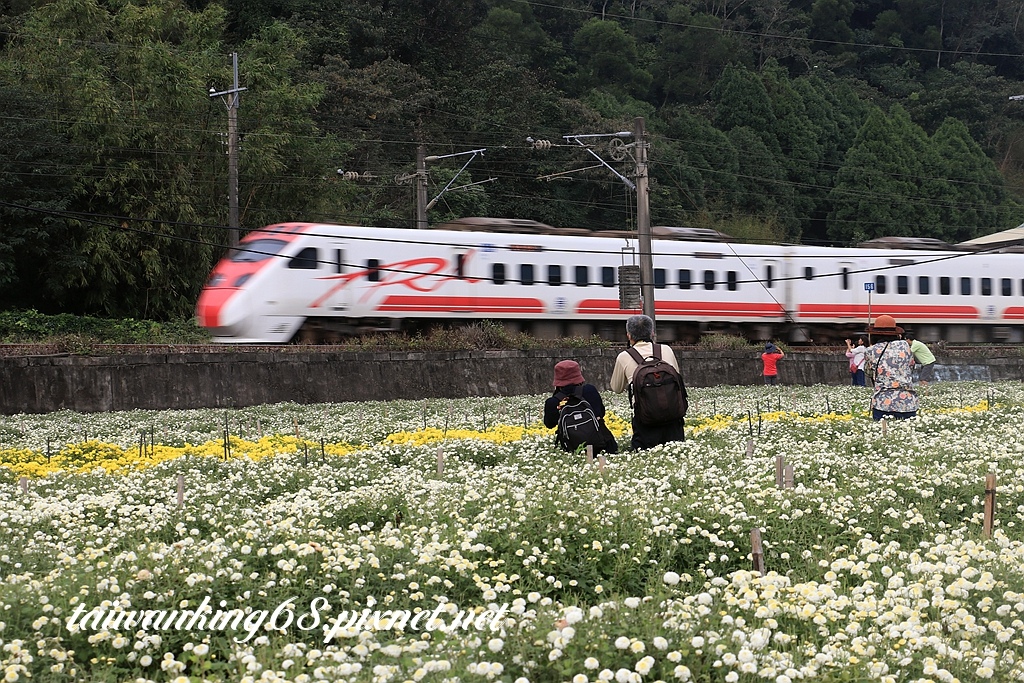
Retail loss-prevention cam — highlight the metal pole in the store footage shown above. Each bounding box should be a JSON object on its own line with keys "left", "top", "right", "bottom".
{"left": 635, "top": 116, "right": 655, "bottom": 323}
{"left": 867, "top": 289, "right": 872, "bottom": 344}
{"left": 416, "top": 145, "right": 428, "bottom": 229}
{"left": 227, "top": 53, "right": 240, "bottom": 246}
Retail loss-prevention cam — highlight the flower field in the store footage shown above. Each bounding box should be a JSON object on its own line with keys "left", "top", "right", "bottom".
{"left": 1, "top": 381, "right": 1023, "bottom": 683}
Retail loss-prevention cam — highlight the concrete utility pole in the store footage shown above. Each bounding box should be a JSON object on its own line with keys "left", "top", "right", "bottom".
{"left": 416, "top": 145, "right": 429, "bottom": 229}
{"left": 557, "top": 126, "right": 653, "bottom": 317}
{"left": 634, "top": 116, "right": 654, "bottom": 322}
{"left": 210, "top": 53, "right": 246, "bottom": 246}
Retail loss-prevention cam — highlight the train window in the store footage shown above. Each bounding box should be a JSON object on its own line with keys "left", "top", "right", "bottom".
{"left": 230, "top": 238, "right": 286, "bottom": 262}
{"left": 804, "top": 267, "right": 814, "bottom": 280}
{"left": 679, "top": 269, "right": 692, "bottom": 290}
{"left": 547, "top": 265, "right": 562, "bottom": 286}
{"left": 455, "top": 254, "right": 466, "bottom": 280}
{"left": 940, "top": 277, "right": 951, "bottom": 295}
{"left": 703, "top": 270, "right": 716, "bottom": 291}
{"left": 960, "top": 277, "right": 971, "bottom": 296}
{"left": 875, "top": 275, "right": 886, "bottom": 294}
{"left": 492, "top": 263, "right": 506, "bottom": 285}
{"left": 601, "top": 267, "right": 615, "bottom": 287}
{"left": 520, "top": 264, "right": 535, "bottom": 285}
{"left": 575, "top": 266, "right": 589, "bottom": 287}
{"left": 366, "top": 258, "right": 380, "bottom": 282}
{"left": 727, "top": 271, "right": 738, "bottom": 291}
{"left": 654, "top": 268, "right": 666, "bottom": 289}
{"left": 981, "top": 277, "right": 992, "bottom": 296}
{"left": 1002, "top": 278, "right": 1012, "bottom": 296}
{"left": 289, "top": 247, "right": 319, "bottom": 270}
{"left": 841, "top": 268, "right": 849, "bottom": 290}
{"left": 897, "top": 275, "right": 908, "bottom": 294}
{"left": 334, "top": 249, "right": 345, "bottom": 274}
{"left": 918, "top": 276, "right": 930, "bottom": 295}
{"left": 765, "top": 265, "right": 773, "bottom": 288}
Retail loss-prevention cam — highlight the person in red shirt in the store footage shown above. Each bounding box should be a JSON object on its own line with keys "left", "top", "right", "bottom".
{"left": 761, "top": 342, "right": 784, "bottom": 385}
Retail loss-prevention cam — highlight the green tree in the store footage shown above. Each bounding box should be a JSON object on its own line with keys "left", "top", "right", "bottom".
{"left": 571, "top": 18, "right": 651, "bottom": 99}
{"left": 229, "top": 22, "right": 348, "bottom": 230}
{"left": 763, "top": 62, "right": 824, "bottom": 239}
{"left": 810, "top": 0, "right": 855, "bottom": 49}
{"left": 1, "top": 0, "right": 344, "bottom": 318}
{"left": 827, "top": 105, "right": 943, "bottom": 243}
{"left": 0, "top": 81, "right": 80, "bottom": 311}
{"left": 0, "top": 0, "right": 230, "bottom": 317}
{"left": 745, "top": 0, "right": 813, "bottom": 68}
{"left": 471, "top": 3, "right": 568, "bottom": 76}
{"left": 651, "top": 6, "right": 742, "bottom": 104}
{"left": 711, "top": 64, "right": 779, "bottom": 153}
{"left": 727, "top": 126, "right": 793, "bottom": 228}
{"left": 651, "top": 107, "right": 739, "bottom": 223}
{"left": 790, "top": 74, "right": 870, "bottom": 241}
{"left": 931, "top": 117, "right": 1009, "bottom": 241}
{"left": 904, "top": 62, "right": 1010, "bottom": 143}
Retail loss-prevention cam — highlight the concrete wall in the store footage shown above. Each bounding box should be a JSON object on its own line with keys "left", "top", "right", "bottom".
{"left": 1, "top": 348, "right": 1022, "bottom": 415}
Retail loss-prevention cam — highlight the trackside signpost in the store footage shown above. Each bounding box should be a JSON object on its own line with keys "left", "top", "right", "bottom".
{"left": 864, "top": 282, "right": 875, "bottom": 343}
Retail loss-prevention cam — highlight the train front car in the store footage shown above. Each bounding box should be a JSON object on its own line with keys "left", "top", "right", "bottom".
{"left": 196, "top": 223, "right": 313, "bottom": 343}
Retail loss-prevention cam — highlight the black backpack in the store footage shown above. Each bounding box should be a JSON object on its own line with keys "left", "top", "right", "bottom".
{"left": 626, "top": 344, "right": 688, "bottom": 425}
{"left": 555, "top": 386, "right": 603, "bottom": 452}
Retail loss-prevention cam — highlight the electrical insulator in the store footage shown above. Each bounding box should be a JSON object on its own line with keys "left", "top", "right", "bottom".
{"left": 532, "top": 139, "right": 552, "bottom": 150}
{"left": 340, "top": 171, "right": 361, "bottom": 181}
{"left": 618, "top": 265, "right": 641, "bottom": 310}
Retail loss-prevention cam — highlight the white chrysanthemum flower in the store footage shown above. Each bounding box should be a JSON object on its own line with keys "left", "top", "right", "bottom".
{"left": 564, "top": 607, "right": 584, "bottom": 625}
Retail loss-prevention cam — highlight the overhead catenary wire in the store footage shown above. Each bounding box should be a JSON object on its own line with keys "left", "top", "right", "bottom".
{"left": 2, "top": 200, "right": 1016, "bottom": 292}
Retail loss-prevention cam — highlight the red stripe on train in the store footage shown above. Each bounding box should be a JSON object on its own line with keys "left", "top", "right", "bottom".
{"left": 798, "top": 304, "right": 979, "bottom": 320}
{"left": 1004, "top": 307, "right": 1024, "bottom": 320}
{"left": 376, "top": 295, "right": 545, "bottom": 313}
{"left": 577, "top": 300, "right": 786, "bottom": 317}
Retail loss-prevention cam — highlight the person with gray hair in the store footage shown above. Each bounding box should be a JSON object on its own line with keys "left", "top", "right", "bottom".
{"left": 610, "top": 314, "right": 687, "bottom": 449}
{"left": 624, "top": 313, "right": 654, "bottom": 344}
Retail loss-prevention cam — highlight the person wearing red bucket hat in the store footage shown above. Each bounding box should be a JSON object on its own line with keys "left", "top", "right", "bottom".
{"left": 543, "top": 360, "right": 618, "bottom": 454}
{"left": 863, "top": 314, "right": 918, "bottom": 421}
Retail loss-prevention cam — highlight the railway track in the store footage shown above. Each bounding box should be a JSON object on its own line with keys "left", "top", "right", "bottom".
{"left": 2, "top": 342, "right": 1022, "bottom": 357}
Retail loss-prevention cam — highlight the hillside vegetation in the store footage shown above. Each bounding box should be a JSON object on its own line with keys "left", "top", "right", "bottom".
{"left": 2, "top": 0, "right": 1024, "bottom": 320}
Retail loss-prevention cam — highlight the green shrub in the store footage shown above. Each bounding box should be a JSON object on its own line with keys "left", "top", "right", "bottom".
{"left": 695, "top": 333, "right": 755, "bottom": 350}
{"left": 0, "top": 310, "right": 211, "bottom": 344}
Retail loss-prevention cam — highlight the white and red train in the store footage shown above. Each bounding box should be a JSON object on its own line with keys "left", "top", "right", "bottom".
{"left": 195, "top": 219, "right": 1024, "bottom": 344}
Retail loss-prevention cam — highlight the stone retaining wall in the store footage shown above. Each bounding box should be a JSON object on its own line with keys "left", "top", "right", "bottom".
{"left": 1, "top": 348, "right": 1021, "bottom": 415}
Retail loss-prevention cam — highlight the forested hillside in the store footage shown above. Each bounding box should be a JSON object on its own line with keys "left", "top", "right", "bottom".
{"left": 3, "top": 0, "right": 1024, "bottom": 319}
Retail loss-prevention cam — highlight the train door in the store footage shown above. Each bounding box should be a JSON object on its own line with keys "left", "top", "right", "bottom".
{"left": 838, "top": 260, "right": 860, "bottom": 322}
{"left": 447, "top": 247, "right": 472, "bottom": 314}
{"left": 760, "top": 258, "right": 784, "bottom": 317}
{"left": 326, "top": 243, "right": 349, "bottom": 315}
{"left": 275, "top": 243, "right": 323, "bottom": 316}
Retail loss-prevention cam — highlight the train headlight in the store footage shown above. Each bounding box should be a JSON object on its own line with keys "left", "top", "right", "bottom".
{"left": 233, "top": 273, "right": 252, "bottom": 287}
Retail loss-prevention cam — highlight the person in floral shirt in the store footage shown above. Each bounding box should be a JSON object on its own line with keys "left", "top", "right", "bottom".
{"left": 864, "top": 314, "right": 918, "bottom": 420}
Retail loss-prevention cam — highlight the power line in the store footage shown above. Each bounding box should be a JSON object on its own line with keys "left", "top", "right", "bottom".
{"left": 2, "top": 200, "right": 1016, "bottom": 294}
